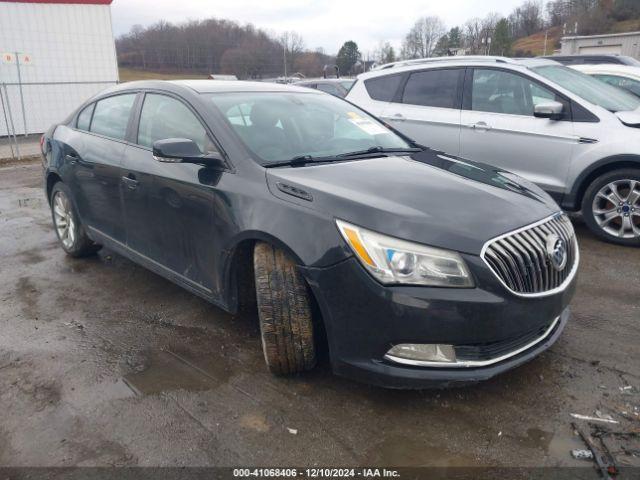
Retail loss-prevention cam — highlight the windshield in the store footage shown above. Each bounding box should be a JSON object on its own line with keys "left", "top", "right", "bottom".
{"left": 532, "top": 65, "right": 640, "bottom": 112}
{"left": 206, "top": 92, "right": 411, "bottom": 164}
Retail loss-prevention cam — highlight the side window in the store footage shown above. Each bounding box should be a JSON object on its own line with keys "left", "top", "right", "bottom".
{"left": 76, "top": 103, "right": 94, "bottom": 131}
{"left": 364, "top": 74, "right": 403, "bottom": 102}
{"left": 402, "top": 69, "right": 461, "bottom": 109}
{"left": 471, "top": 69, "right": 557, "bottom": 116}
{"left": 90, "top": 94, "right": 136, "bottom": 140}
{"left": 137, "top": 93, "right": 217, "bottom": 153}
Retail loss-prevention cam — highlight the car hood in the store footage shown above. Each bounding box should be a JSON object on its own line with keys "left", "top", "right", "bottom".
{"left": 266, "top": 149, "right": 560, "bottom": 255}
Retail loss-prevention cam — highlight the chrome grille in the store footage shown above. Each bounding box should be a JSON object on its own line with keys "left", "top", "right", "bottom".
{"left": 482, "top": 214, "right": 578, "bottom": 296}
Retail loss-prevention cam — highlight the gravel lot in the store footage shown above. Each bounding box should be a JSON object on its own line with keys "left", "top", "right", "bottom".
{"left": 0, "top": 162, "right": 638, "bottom": 471}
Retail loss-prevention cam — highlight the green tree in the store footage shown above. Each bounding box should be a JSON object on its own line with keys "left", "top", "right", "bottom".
{"left": 433, "top": 34, "right": 449, "bottom": 56}
{"left": 492, "top": 18, "right": 512, "bottom": 56}
{"left": 336, "top": 41, "right": 361, "bottom": 76}
{"left": 448, "top": 27, "right": 462, "bottom": 49}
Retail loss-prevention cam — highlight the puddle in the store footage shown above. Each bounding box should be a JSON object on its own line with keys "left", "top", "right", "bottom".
{"left": 123, "top": 350, "right": 215, "bottom": 395}
{"left": 367, "top": 435, "right": 482, "bottom": 467}
{"left": 122, "top": 348, "right": 232, "bottom": 396}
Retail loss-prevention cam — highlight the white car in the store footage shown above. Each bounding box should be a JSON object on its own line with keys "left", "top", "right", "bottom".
{"left": 346, "top": 56, "right": 640, "bottom": 245}
{"left": 570, "top": 63, "right": 640, "bottom": 98}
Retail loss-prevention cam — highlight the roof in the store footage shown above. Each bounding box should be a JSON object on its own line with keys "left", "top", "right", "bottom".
{"left": 0, "top": 0, "right": 112, "bottom": 4}
{"left": 295, "top": 78, "right": 354, "bottom": 85}
{"left": 358, "top": 56, "right": 559, "bottom": 79}
{"left": 562, "top": 30, "right": 640, "bottom": 40}
{"left": 103, "top": 80, "right": 322, "bottom": 96}
{"left": 571, "top": 63, "right": 640, "bottom": 79}
{"left": 169, "top": 79, "right": 319, "bottom": 94}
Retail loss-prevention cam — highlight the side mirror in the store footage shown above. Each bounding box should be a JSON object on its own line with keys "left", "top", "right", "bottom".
{"left": 534, "top": 101, "right": 564, "bottom": 120}
{"left": 152, "top": 138, "right": 226, "bottom": 169}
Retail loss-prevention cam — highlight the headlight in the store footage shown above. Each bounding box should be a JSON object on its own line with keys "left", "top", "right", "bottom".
{"left": 336, "top": 220, "right": 474, "bottom": 287}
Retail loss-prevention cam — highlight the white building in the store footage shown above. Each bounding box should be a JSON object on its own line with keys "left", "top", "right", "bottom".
{"left": 561, "top": 31, "right": 640, "bottom": 59}
{"left": 0, "top": 0, "right": 119, "bottom": 136}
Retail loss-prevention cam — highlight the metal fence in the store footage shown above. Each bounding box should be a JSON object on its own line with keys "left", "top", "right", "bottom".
{"left": 1, "top": 80, "right": 117, "bottom": 161}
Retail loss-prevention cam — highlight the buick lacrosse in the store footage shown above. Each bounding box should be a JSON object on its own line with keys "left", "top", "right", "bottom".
{"left": 41, "top": 80, "right": 578, "bottom": 388}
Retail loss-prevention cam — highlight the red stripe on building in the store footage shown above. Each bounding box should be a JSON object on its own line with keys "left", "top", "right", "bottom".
{"left": 0, "top": 0, "right": 112, "bottom": 4}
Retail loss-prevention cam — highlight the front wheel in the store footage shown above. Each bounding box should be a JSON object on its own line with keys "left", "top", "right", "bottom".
{"left": 582, "top": 169, "right": 640, "bottom": 246}
{"left": 50, "top": 182, "right": 101, "bottom": 257}
{"left": 253, "top": 242, "right": 316, "bottom": 375}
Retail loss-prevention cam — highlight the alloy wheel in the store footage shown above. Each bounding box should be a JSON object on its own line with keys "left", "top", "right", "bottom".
{"left": 592, "top": 179, "right": 640, "bottom": 239}
{"left": 52, "top": 191, "right": 76, "bottom": 249}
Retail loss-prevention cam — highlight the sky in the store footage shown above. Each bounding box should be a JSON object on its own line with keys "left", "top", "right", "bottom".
{"left": 110, "top": 0, "right": 527, "bottom": 55}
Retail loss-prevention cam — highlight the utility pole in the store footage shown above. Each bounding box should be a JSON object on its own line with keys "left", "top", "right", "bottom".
{"left": 15, "top": 52, "right": 28, "bottom": 137}
{"left": 283, "top": 43, "right": 287, "bottom": 80}
{"left": 543, "top": 30, "right": 548, "bottom": 56}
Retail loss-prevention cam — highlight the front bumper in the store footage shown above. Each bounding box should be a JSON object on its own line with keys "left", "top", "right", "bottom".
{"left": 302, "top": 254, "right": 575, "bottom": 389}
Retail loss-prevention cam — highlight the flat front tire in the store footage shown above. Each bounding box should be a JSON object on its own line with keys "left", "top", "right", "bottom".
{"left": 253, "top": 242, "right": 316, "bottom": 375}
{"left": 582, "top": 169, "right": 640, "bottom": 246}
{"left": 50, "top": 182, "right": 100, "bottom": 257}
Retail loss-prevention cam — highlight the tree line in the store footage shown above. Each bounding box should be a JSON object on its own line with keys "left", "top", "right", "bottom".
{"left": 115, "top": 0, "right": 640, "bottom": 78}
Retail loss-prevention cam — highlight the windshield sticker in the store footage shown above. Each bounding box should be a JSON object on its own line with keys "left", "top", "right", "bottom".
{"left": 346, "top": 112, "right": 388, "bottom": 135}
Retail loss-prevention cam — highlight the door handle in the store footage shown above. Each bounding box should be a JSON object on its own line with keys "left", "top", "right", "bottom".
{"left": 122, "top": 174, "right": 139, "bottom": 190}
{"left": 391, "top": 113, "right": 406, "bottom": 122}
{"left": 469, "top": 121, "right": 492, "bottom": 131}
{"left": 65, "top": 153, "right": 79, "bottom": 164}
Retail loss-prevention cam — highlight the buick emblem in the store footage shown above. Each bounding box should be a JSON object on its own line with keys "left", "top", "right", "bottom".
{"left": 546, "top": 233, "right": 567, "bottom": 271}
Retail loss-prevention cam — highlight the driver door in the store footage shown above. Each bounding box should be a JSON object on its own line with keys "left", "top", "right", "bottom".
{"left": 121, "top": 92, "right": 224, "bottom": 292}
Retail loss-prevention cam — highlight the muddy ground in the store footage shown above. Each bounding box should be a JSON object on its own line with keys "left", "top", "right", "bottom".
{"left": 0, "top": 162, "right": 638, "bottom": 471}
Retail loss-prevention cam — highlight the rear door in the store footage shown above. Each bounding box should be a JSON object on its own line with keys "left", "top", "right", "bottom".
{"left": 382, "top": 67, "right": 464, "bottom": 155}
{"left": 120, "top": 92, "right": 224, "bottom": 292}
{"left": 459, "top": 68, "right": 576, "bottom": 194}
{"left": 64, "top": 93, "right": 137, "bottom": 243}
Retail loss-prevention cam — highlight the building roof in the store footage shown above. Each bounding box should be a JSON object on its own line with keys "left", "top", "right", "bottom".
{"left": 562, "top": 30, "right": 640, "bottom": 41}
{"left": 0, "top": 0, "right": 112, "bottom": 4}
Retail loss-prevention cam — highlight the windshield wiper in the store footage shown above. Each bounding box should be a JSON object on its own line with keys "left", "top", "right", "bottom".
{"left": 264, "top": 145, "right": 426, "bottom": 168}
{"left": 336, "top": 146, "right": 423, "bottom": 158}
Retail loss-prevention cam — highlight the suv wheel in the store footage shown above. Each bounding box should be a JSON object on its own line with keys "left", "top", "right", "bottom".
{"left": 50, "top": 182, "right": 101, "bottom": 257}
{"left": 253, "top": 242, "right": 316, "bottom": 375}
{"left": 582, "top": 169, "right": 640, "bottom": 246}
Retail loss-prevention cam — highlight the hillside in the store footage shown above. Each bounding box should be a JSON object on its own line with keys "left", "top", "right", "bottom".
{"left": 512, "top": 20, "right": 640, "bottom": 57}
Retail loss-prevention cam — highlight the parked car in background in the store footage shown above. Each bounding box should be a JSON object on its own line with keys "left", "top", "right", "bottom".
{"left": 347, "top": 56, "right": 640, "bottom": 245}
{"left": 570, "top": 63, "right": 640, "bottom": 98}
{"left": 541, "top": 54, "right": 640, "bottom": 67}
{"left": 295, "top": 78, "right": 355, "bottom": 97}
{"left": 41, "top": 80, "right": 578, "bottom": 388}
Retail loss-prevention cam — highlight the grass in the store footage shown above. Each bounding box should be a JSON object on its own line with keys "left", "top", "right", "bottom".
{"left": 118, "top": 67, "right": 207, "bottom": 82}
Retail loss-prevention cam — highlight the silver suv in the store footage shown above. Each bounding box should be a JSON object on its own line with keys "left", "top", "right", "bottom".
{"left": 347, "top": 56, "right": 640, "bottom": 246}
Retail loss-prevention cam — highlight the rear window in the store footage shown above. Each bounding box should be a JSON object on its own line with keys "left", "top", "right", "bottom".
{"left": 402, "top": 69, "right": 461, "bottom": 109}
{"left": 90, "top": 94, "right": 136, "bottom": 141}
{"left": 364, "top": 74, "right": 403, "bottom": 102}
{"left": 76, "top": 103, "right": 94, "bottom": 131}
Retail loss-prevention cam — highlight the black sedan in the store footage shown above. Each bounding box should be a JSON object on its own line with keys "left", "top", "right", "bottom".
{"left": 41, "top": 80, "right": 578, "bottom": 388}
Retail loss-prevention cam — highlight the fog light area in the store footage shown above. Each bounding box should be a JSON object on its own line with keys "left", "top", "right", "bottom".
{"left": 386, "top": 343, "right": 457, "bottom": 363}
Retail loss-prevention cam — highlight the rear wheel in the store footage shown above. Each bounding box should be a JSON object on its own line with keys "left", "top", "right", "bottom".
{"left": 50, "top": 182, "right": 100, "bottom": 257}
{"left": 582, "top": 169, "right": 640, "bottom": 246}
{"left": 253, "top": 242, "right": 316, "bottom": 375}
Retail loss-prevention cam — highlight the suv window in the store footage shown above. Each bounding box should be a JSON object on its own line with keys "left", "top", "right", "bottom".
{"left": 90, "top": 94, "right": 136, "bottom": 140}
{"left": 471, "top": 69, "right": 556, "bottom": 116}
{"left": 137, "top": 93, "right": 217, "bottom": 153}
{"left": 76, "top": 103, "right": 94, "bottom": 131}
{"left": 402, "top": 69, "right": 461, "bottom": 108}
{"left": 364, "top": 74, "right": 403, "bottom": 102}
